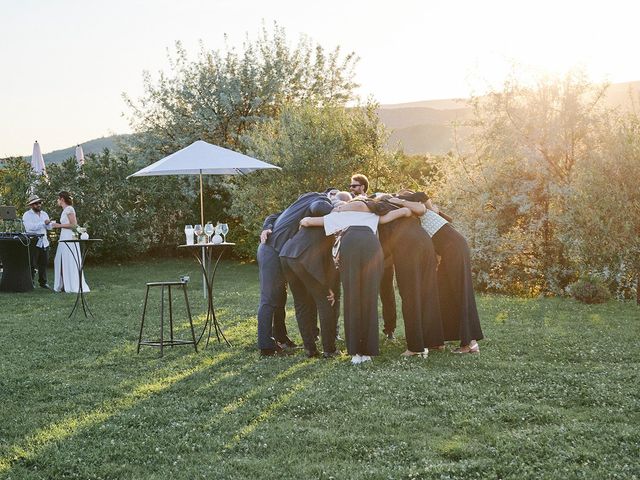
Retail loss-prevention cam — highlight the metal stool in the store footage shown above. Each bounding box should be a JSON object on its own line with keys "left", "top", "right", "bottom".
{"left": 137, "top": 281, "right": 198, "bottom": 356}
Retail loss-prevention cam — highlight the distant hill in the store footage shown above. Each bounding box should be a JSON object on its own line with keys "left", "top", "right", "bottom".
{"left": 6, "top": 81, "right": 638, "bottom": 162}
{"left": 378, "top": 80, "right": 640, "bottom": 155}
{"left": 25, "top": 134, "right": 132, "bottom": 164}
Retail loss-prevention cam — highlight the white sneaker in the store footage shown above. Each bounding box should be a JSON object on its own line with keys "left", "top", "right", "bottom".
{"left": 351, "top": 354, "right": 362, "bottom": 364}
{"left": 360, "top": 355, "right": 372, "bottom": 363}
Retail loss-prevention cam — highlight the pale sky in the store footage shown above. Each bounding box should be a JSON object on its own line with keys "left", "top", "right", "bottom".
{"left": 1, "top": 0, "right": 639, "bottom": 157}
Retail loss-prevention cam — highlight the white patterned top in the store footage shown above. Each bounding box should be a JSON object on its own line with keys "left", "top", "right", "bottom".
{"left": 323, "top": 211, "right": 379, "bottom": 235}
{"left": 419, "top": 209, "right": 448, "bottom": 237}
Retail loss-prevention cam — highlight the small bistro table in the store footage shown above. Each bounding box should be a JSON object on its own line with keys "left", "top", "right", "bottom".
{"left": 178, "top": 242, "right": 234, "bottom": 347}
{"left": 59, "top": 238, "right": 102, "bottom": 318}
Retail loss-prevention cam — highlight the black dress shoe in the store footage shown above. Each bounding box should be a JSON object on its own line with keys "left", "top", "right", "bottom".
{"left": 322, "top": 350, "right": 341, "bottom": 359}
{"left": 260, "top": 348, "right": 277, "bottom": 357}
{"left": 276, "top": 337, "right": 298, "bottom": 349}
{"left": 305, "top": 349, "right": 321, "bottom": 358}
{"left": 40, "top": 284, "right": 51, "bottom": 290}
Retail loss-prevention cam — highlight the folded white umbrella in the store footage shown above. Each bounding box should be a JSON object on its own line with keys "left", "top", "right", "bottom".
{"left": 75, "top": 144, "right": 85, "bottom": 166}
{"left": 31, "top": 141, "right": 47, "bottom": 176}
{"left": 128, "top": 140, "right": 281, "bottom": 225}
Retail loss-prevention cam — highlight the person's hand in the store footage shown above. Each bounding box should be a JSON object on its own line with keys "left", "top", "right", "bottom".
{"left": 260, "top": 229, "right": 272, "bottom": 244}
{"left": 388, "top": 197, "right": 403, "bottom": 205}
{"left": 300, "top": 217, "right": 311, "bottom": 228}
{"left": 44, "top": 219, "right": 50, "bottom": 225}
{"left": 50, "top": 221, "right": 58, "bottom": 228}
{"left": 327, "top": 289, "right": 335, "bottom": 306}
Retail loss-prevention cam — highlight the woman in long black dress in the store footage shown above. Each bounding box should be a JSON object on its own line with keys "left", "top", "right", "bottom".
{"left": 300, "top": 202, "right": 411, "bottom": 364}
{"left": 390, "top": 192, "right": 483, "bottom": 353}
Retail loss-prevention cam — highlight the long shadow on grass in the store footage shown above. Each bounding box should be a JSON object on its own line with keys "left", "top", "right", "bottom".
{"left": 0, "top": 350, "right": 242, "bottom": 475}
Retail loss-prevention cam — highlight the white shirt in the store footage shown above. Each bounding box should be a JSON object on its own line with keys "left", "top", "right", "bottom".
{"left": 419, "top": 209, "right": 448, "bottom": 237}
{"left": 323, "top": 211, "right": 379, "bottom": 235}
{"left": 22, "top": 208, "right": 53, "bottom": 248}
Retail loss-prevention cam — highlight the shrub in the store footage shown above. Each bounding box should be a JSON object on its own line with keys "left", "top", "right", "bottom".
{"left": 569, "top": 276, "right": 611, "bottom": 304}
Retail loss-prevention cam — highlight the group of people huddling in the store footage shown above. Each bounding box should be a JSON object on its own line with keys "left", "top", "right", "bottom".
{"left": 257, "top": 174, "right": 483, "bottom": 365}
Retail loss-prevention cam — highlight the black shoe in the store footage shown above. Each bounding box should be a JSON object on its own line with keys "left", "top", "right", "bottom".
{"left": 384, "top": 331, "right": 395, "bottom": 340}
{"left": 305, "top": 349, "right": 321, "bottom": 358}
{"left": 322, "top": 350, "right": 341, "bottom": 359}
{"left": 260, "top": 343, "right": 289, "bottom": 357}
{"left": 40, "top": 284, "right": 51, "bottom": 290}
{"left": 276, "top": 337, "right": 298, "bottom": 350}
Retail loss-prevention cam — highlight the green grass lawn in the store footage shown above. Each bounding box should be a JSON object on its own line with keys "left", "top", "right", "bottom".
{"left": 0, "top": 258, "right": 638, "bottom": 479}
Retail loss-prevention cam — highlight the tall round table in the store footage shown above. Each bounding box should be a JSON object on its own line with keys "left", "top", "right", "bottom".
{"left": 178, "top": 242, "right": 234, "bottom": 348}
{"left": 59, "top": 239, "right": 102, "bottom": 318}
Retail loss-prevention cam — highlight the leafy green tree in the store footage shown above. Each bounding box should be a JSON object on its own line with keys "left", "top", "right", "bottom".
{"left": 121, "top": 25, "right": 361, "bottom": 256}
{"left": 435, "top": 70, "right": 608, "bottom": 295}
{"left": 122, "top": 25, "right": 359, "bottom": 162}
{"left": 0, "top": 157, "right": 36, "bottom": 208}
{"left": 229, "top": 102, "right": 397, "bottom": 257}
{"left": 567, "top": 112, "right": 640, "bottom": 302}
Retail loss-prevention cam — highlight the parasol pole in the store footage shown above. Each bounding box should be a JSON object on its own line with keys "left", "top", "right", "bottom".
{"left": 199, "top": 169, "right": 206, "bottom": 298}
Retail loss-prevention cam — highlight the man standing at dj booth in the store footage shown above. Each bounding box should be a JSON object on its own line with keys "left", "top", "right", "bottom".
{"left": 22, "top": 194, "right": 53, "bottom": 289}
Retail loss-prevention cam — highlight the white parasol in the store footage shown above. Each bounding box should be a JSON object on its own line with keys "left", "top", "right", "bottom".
{"left": 128, "top": 140, "right": 281, "bottom": 225}
{"left": 75, "top": 145, "right": 85, "bottom": 166}
{"left": 31, "top": 141, "right": 47, "bottom": 176}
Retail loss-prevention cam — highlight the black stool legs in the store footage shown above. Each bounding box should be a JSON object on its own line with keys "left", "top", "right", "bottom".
{"left": 137, "top": 281, "right": 198, "bottom": 356}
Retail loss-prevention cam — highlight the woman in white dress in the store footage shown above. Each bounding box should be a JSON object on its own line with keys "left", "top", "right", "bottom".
{"left": 51, "top": 191, "right": 90, "bottom": 293}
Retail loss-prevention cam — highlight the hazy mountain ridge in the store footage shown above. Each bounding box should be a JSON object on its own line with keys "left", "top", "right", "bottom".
{"left": 8, "top": 81, "right": 639, "bottom": 160}
{"left": 380, "top": 80, "right": 640, "bottom": 154}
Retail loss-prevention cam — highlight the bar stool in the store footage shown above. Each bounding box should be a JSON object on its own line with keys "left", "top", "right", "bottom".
{"left": 137, "top": 280, "right": 198, "bottom": 356}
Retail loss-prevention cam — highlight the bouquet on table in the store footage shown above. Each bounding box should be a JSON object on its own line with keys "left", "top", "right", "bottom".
{"left": 72, "top": 224, "right": 89, "bottom": 240}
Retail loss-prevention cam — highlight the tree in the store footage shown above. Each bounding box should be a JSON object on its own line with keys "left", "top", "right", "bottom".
{"left": 0, "top": 157, "right": 36, "bottom": 208}
{"left": 567, "top": 111, "right": 640, "bottom": 302}
{"left": 435, "top": 70, "right": 608, "bottom": 295}
{"left": 122, "top": 24, "right": 359, "bottom": 163}
{"left": 229, "top": 102, "right": 397, "bottom": 257}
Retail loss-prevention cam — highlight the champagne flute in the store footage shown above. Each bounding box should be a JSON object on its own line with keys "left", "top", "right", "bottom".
{"left": 204, "top": 222, "right": 214, "bottom": 244}
{"left": 220, "top": 223, "right": 229, "bottom": 243}
{"left": 194, "top": 224, "right": 203, "bottom": 244}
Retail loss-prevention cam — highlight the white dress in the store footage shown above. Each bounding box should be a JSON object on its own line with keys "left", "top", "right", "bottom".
{"left": 54, "top": 206, "right": 90, "bottom": 293}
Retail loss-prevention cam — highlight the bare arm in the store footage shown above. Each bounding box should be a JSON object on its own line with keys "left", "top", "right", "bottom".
{"left": 332, "top": 201, "right": 370, "bottom": 213}
{"left": 379, "top": 207, "right": 411, "bottom": 224}
{"left": 53, "top": 211, "right": 77, "bottom": 229}
{"left": 300, "top": 216, "right": 325, "bottom": 228}
{"left": 388, "top": 197, "right": 426, "bottom": 216}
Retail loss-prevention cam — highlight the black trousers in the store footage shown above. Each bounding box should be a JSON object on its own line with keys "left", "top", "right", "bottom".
{"left": 256, "top": 243, "right": 289, "bottom": 349}
{"left": 340, "top": 227, "right": 383, "bottom": 356}
{"left": 30, "top": 246, "right": 49, "bottom": 287}
{"left": 281, "top": 258, "right": 336, "bottom": 354}
{"left": 432, "top": 224, "right": 483, "bottom": 345}
{"left": 380, "top": 218, "right": 444, "bottom": 351}
{"left": 394, "top": 238, "right": 443, "bottom": 351}
{"left": 379, "top": 260, "right": 396, "bottom": 334}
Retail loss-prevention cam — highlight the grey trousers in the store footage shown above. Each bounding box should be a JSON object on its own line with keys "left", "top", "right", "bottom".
{"left": 256, "top": 243, "right": 289, "bottom": 349}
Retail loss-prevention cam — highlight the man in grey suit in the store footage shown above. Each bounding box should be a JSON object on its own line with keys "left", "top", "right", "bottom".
{"left": 280, "top": 213, "right": 338, "bottom": 358}
{"left": 257, "top": 192, "right": 333, "bottom": 356}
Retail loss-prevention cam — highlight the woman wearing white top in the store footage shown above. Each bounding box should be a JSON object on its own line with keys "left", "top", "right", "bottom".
{"left": 390, "top": 192, "right": 482, "bottom": 353}
{"left": 51, "top": 191, "right": 90, "bottom": 293}
{"left": 301, "top": 198, "right": 410, "bottom": 364}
